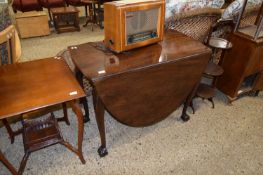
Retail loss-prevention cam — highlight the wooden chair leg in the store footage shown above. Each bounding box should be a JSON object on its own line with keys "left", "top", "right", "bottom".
{"left": 48, "top": 8, "right": 52, "bottom": 22}
{"left": 189, "top": 100, "right": 195, "bottom": 114}
{"left": 255, "top": 90, "right": 260, "bottom": 96}
{"left": 208, "top": 97, "right": 215, "bottom": 108}
{"left": 18, "top": 151, "right": 30, "bottom": 175}
{"left": 0, "top": 150, "right": 18, "bottom": 175}
{"left": 85, "top": 5, "right": 88, "bottom": 18}
{"left": 2, "top": 119, "right": 15, "bottom": 144}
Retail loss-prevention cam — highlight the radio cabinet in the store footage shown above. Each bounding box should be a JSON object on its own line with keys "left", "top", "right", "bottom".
{"left": 104, "top": 0, "right": 165, "bottom": 53}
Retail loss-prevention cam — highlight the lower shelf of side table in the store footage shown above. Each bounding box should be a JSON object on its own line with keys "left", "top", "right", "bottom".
{"left": 23, "top": 113, "right": 63, "bottom": 152}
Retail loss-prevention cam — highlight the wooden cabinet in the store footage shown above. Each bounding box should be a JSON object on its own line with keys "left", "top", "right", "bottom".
{"left": 15, "top": 11, "right": 50, "bottom": 38}
{"left": 216, "top": 32, "right": 263, "bottom": 100}
{"left": 216, "top": 1, "right": 263, "bottom": 101}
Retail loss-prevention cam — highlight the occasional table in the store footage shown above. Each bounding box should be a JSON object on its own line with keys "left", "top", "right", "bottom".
{"left": 81, "top": 0, "right": 98, "bottom": 31}
{"left": 51, "top": 7, "right": 80, "bottom": 33}
{"left": 69, "top": 30, "right": 211, "bottom": 157}
{"left": 0, "top": 58, "right": 86, "bottom": 174}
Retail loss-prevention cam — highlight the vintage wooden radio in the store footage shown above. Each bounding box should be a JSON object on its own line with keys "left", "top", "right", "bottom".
{"left": 104, "top": 0, "right": 165, "bottom": 53}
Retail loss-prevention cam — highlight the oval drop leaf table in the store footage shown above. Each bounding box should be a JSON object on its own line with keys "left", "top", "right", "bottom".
{"left": 69, "top": 30, "right": 211, "bottom": 157}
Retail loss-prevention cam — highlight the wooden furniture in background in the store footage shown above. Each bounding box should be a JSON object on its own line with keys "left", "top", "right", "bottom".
{"left": 196, "top": 37, "right": 232, "bottom": 107}
{"left": 69, "top": 30, "right": 211, "bottom": 157}
{"left": 104, "top": 0, "right": 165, "bottom": 53}
{"left": 15, "top": 11, "right": 50, "bottom": 39}
{"left": 0, "top": 58, "right": 86, "bottom": 175}
{"left": 196, "top": 61, "right": 224, "bottom": 108}
{"left": 51, "top": 7, "right": 80, "bottom": 33}
{"left": 216, "top": 1, "right": 263, "bottom": 102}
{"left": 39, "top": 0, "right": 66, "bottom": 20}
{"left": 65, "top": 0, "right": 89, "bottom": 17}
{"left": 12, "top": 0, "right": 43, "bottom": 13}
{"left": 81, "top": 0, "right": 98, "bottom": 31}
{"left": 96, "top": 0, "right": 115, "bottom": 28}
{"left": 190, "top": 19, "right": 234, "bottom": 112}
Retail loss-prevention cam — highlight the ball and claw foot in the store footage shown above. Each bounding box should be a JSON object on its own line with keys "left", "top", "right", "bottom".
{"left": 181, "top": 113, "right": 190, "bottom": 122}
{"left": 98, "top": 146, "right": 108, "bottom": 157}
{"left": 83, "top": 114, "right": 90, "bottom": 123}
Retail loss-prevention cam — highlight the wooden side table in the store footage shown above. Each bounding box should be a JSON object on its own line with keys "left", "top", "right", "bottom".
{"left": 0, "top": 58, "right": 86, "bottom": 175}
{"left": 81, "top": 0, "right": 98, "bottom": 31}
{"left": 190, "top": 37, "right": 232, "bottom": 112}
{"left": 51, "top": 7, "right": 80, "bottom": 33}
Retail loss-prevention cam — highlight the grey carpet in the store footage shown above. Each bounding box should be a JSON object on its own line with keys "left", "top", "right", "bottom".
{"left": 0, "top": 24, "right": 263, "bottom": 175}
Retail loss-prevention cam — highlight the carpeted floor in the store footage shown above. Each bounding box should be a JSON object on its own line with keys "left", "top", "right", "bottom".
{"left": 1, "top": 23, "right": 263, "bottom": 175}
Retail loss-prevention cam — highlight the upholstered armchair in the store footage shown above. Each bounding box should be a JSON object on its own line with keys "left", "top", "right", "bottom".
{"left": 165, "top": 0, "right": 224, "bottom": 42}
{"left": 12, "top": 0, "right": 43, "bottom": 13}
{"left": 165, "top": 0, "right": 262, "bottom": 43}
{"left": 222, "top": 0, "right": 262, "bottom": 27}
{"left": 166, "top": 8, "right": 223, "bottom": 43}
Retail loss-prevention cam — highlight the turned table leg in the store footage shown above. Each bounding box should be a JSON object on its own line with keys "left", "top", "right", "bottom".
{"left": 93, "top": 91, "right": 107, "bottom": 157}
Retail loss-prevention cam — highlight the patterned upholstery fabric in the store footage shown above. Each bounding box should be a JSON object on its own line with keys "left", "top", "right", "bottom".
{"left": 166, "top": 8, "right": 222, "bottom": 42}
{"left": 166, "top": 0, "right": 225, "bottom": 19}
{"left": 222, "top": 0, "right": 262, "bottom": 19}
{"left": 0, "top": 4, "right": 12, "bottom": 64}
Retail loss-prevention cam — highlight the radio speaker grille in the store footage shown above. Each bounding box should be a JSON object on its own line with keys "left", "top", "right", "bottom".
{"left": 126, "top": 8, "right": 159, "bottom": 36}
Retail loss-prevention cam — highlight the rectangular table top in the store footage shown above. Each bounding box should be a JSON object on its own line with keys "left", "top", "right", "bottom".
{"left": 0, "top": 58, "right": 85, "bottom": 119}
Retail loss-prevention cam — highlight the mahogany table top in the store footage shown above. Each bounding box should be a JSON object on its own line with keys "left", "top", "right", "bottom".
{"left": 70, "top": 30, "right": 211, "bottom": 82}
{"left": 69, "top": 30, "right": 211, "bottom": 127}
{"left": 0, "top": 58, "right": 85, "bottom": 119}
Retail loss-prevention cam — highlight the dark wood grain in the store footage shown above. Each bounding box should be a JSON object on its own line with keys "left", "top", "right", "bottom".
{"left": 70, "top": 30, "right": 211, "bottom": 156}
